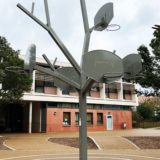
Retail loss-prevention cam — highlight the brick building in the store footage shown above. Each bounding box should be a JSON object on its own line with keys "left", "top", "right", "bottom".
{"left": 0, "top": 57, "right": 138, "bottom": 133}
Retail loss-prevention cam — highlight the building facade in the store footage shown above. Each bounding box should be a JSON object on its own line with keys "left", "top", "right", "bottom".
{"left": 0, "top": 57, "right": 138, "bottom": 133}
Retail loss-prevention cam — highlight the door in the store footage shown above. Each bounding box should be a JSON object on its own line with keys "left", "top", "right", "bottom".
{"left": 106, "top": 115, "right": 113, "bottom": 130}
{"left": 41, "top": 104, "right": 46, "bottom": 132}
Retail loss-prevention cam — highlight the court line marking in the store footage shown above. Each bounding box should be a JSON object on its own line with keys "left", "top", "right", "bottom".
{"left": 0, "top": 136, "right": 16, "bottom": 151}
{"left": 3, "top": 141, "right": 16, "bottom": 151}
{"left": 121, "top": 137, "right": 140, "bottom": 150}
{"left": 33, "top": 156, "right": 131, "bottom": 160}
{"left": 91, "top": 153, "right": 160, "bottom": 159}
{"left": 0, "top": 153, "right": 160, "bottom": 160}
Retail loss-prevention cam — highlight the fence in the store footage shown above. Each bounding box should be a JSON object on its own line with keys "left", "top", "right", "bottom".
{"left": 133, "top": 121, "right": 160, "bottom": 128}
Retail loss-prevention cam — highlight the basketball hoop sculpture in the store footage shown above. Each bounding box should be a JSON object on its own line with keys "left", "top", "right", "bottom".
{"left": 17, "top": 0, "right": 142, "bottom": 160}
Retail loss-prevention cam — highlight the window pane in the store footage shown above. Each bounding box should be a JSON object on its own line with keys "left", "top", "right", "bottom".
{"left": 63, "top": 112, "right": 71, "bottom": 125}
{"left": 35, "top": 87, "right": 44, "bottom": 93}
{"left": 44, "top": 81, "right": 55, "bottom": 87}
{"left": 35, "top": 80, "right": 44, "bottom": 87}
{"left": 62, "top": 90, "right": 70, "bottom": 95}
{"left": 75, "top": 112, "right": 79, "bottom": 125}
{"left": 87, "top": 113, "right": 93, "bottom": 125}
{"left": 97, "top": 113, "right": 103, "bottom": 125}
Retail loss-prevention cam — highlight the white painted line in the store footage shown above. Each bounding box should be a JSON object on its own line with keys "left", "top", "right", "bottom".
{"left": 3, "top": 141, "right": 16, "bottom": 151}
{"left": 0, "top": 153, "right": 77, "bottom": 160}
{"left": 121, "top": 137, "right": 140, "bottom": 150}
{"left": 0, "top": 136, "right": 15, "bottom": 151}
{"left": 0, "top": 153, "right": 160, "bottom": 160}
{"left": 90, "top": 153, "right": 160, "bottom": 160}
{"left": 88, "top": 136, "right": 101, "bottom": 150}
{"left": 33, "top": 157, "right": 131, "bottom": 160}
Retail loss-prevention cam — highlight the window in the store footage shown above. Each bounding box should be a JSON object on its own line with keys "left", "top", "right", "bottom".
{"left": 44, "top": 81, "right": 55, "bottom": 87}
{"left": 75, "top": 112, "right": 79, "bottom": 125}
{"left": 97, "top": 113, "right": 103, "bottom": 125}
{"left": 123, "top": 90, "right": 132, "bottom": 99}
{"left": 87, "top": 113, "right": 93, "bottom": 125}
{"left": 109, "top": 88, "right": 118, "bottom": 93}
{"left": 63, "top": 112, "right": 71, "bottom": 125}
{"left": 35, "top": 80, "right": 44, "bottom": 93}
{"left": 105, "top": 88, "right": 109, "bottom": 97}
{"left": 62, "top": 90, "right": 70, "bottom": 95}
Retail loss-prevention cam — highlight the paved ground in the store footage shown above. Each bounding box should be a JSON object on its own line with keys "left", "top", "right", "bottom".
{"left": 0, "top": 128, "right": 160, "bottom": 160}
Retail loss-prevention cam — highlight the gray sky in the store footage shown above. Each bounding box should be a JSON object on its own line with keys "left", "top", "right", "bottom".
{"left": 0, "top": 0, "right": 160, "bottom": 64}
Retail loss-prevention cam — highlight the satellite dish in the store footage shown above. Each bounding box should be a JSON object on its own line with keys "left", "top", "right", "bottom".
{"left": 123, "top": 54, "right": 142, "bottom": 79}
{"left": 24, "top": 44, "right": 36, "bottom": 73}
{"left": 94, "top": 3, "right": 114, "bottom": 31}
{"left": 53, "top": 67, "right": 80, "bottom": 91}
{"left": 82, "top": 50, "right": 123, "bottom": 83}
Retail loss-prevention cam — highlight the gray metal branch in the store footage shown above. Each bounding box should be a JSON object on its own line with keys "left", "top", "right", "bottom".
{"left": 42, "top": 54, "right": 55, "bottom": 71}
{"left": 31, "top": 2, "right": 35, "bottom": 14}
{"left": 44, "top": 0, "right": 51, "bottom": 27}
{"left": 17, "top": 3, "right": 81, "bottom": 75}
{"left": 53, "top": 57, "right": 57, "bottom": 68}
{"left": 17, "top": 3, "right": 49, "bottom": 30}
{"left": 81, "top": 78, "right": 95, "bottom": 94}
{"left": 80, "top": 0, "right": 89, "bottom": 33}
{"left": 34, "top": 65, "right": 80, "bottom": 89}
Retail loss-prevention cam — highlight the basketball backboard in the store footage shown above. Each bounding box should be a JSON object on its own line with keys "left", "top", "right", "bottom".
{"left": 24, "top": 44, "right": 36, "bottom": 73}
{"left": 94, "top": 3, "right": 113, "bottom": 31}
{"left": 123, "top": 54, "right": 142, "bottom": 79}
{"left": 82, "top": 50, "right": 123, "bottom": 82}
{"left": 53, "top": 67, "right": 80, "bottom": 91}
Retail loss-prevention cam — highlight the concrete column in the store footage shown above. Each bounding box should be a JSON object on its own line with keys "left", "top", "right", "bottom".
{"left": 31, "top": 70, "right": 36, "bottom": 93}
{"left": 118, "top": 79, "right": 123, "bottom": 100}
{"left": 99, "top": 83, "right": 105, "bottom": 99}
{"left": 29, "top": 102, "right": 33, "bottom": 134}
{"left": 57, "top": 87, "right": 62, "bottom": 96}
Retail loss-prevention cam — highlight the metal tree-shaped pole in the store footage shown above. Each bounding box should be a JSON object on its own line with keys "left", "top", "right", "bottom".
{"left": 17, "top": 1, "right": 133, "bottom": 160}
{"left": 17, "top": 1, "right": 93, "bottom": 160}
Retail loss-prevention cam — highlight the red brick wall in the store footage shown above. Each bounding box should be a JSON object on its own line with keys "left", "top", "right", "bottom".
{"left": 69, "top": 92, "right": 79, "bottom": 96}
{"left": 44, "top": 87, "right": 57, "bottom": 95}
{"left": 90, "top": 91, "right": 100, "bottom": 98}
{"left": 46, "top": 108, "right": 132, "bottom": 132}
{"left": 109, "top": 93, "right": 118, "bottom": 99}
{"left": 124, "top": 94, "right": 132, "bottom": 100}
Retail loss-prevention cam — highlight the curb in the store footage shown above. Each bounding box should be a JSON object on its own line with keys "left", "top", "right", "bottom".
{"left": 122, "top": 137, "right": 140, "bottom": 150}
{"left": 88, "top": 136, "right": 101, "bottom": 150}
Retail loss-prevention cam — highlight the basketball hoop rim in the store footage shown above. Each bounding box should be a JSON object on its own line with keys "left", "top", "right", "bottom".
{"left": 106, "top": 24, "right": 121, "bottom": 31}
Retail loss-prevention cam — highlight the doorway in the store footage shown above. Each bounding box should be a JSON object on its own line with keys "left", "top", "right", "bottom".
{"left": 106, "top": 114, "right": 113, "bottom": 130}
{"left": 0, "top": 104, "right": 24, "bottom": 132}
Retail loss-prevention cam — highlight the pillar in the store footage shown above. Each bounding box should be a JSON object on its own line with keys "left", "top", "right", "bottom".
{"left": 118, "top": 79, "right": 123, "bottom": 100}
{"left": 57, "top": 87, "right": 62, "bottom": 96}
{"left": 29, "top": 102, "right": 33, "bottom": 134}
{"left": 31, "top": 70, "right": 36, "bottom": 93}
{"left": 99, "top": 83, "right": 105, "bottom": 98}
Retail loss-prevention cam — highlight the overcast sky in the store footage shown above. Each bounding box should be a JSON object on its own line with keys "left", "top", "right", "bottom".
{"left": 0, "top": 0, "right": 160, "bottom": 64}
